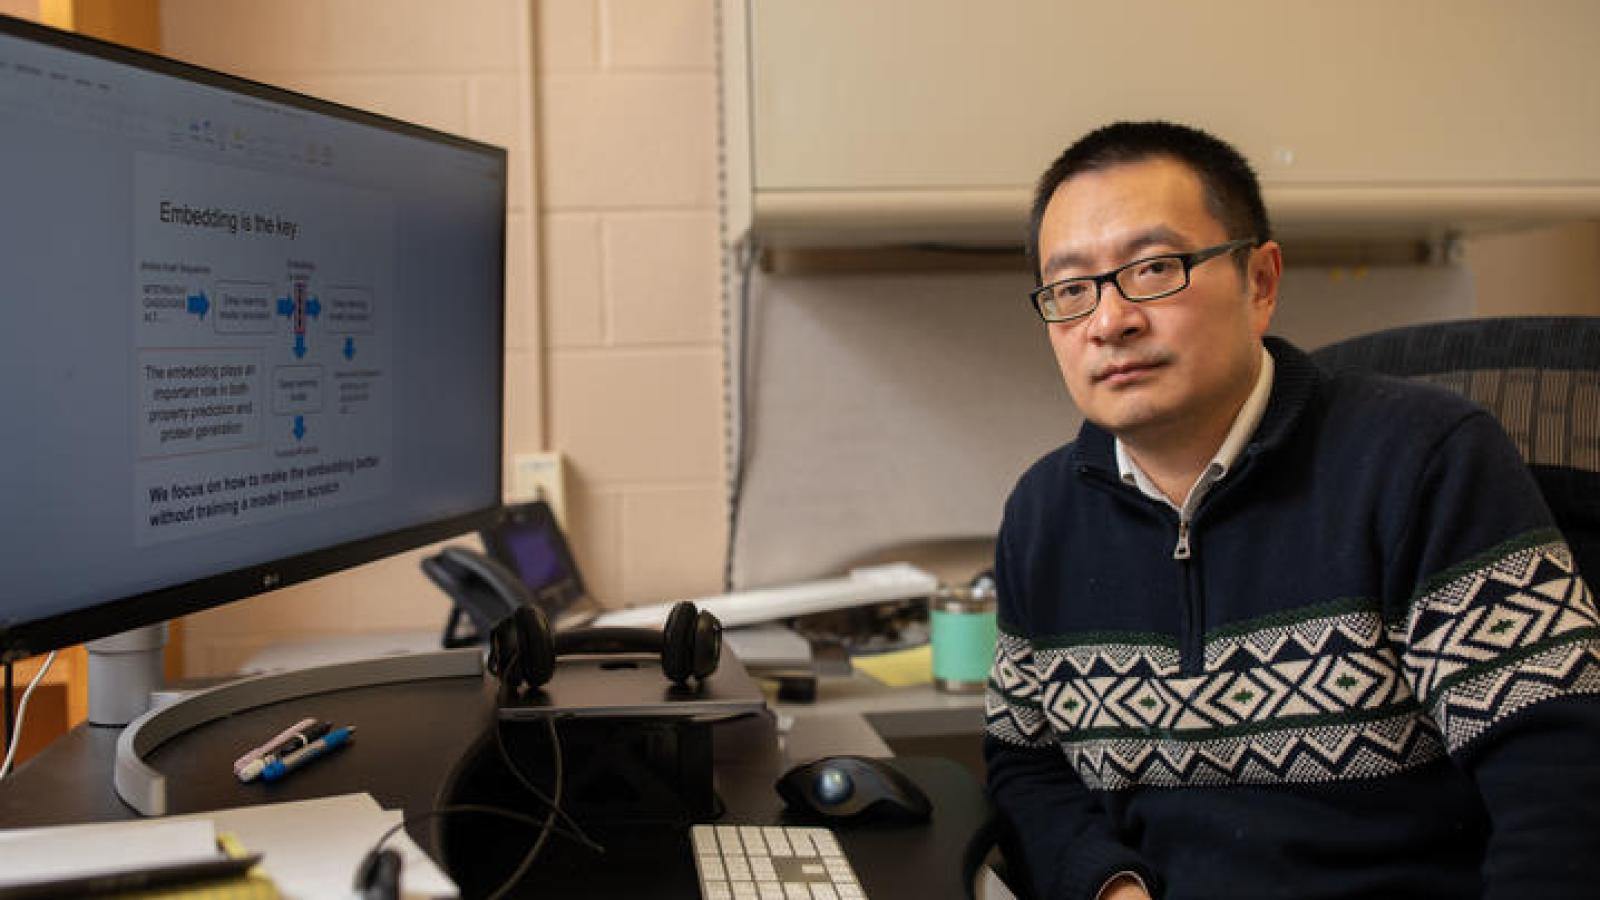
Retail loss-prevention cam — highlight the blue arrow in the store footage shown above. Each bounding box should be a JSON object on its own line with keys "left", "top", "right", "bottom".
{"left": 343, "top": 336, "right": 355, "bottom": 360}
{"left": 277, "top": 297, "right": 293, "bottom": 317}
{"left": 293, "top": 334, "right": 306, "bottom": 358}
{"left": 306, "top": 296, "right": 321, "bottom": 318}
{"left": 186, "top": 291, "right": 209, "bottom": 319}
{"left": 293, "top": 416, "right": 305, "bottom": 440}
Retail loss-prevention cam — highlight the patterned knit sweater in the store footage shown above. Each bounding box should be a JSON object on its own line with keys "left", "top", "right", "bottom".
{"left": 985, "top": 337, "right": 1600, "bottom": 900}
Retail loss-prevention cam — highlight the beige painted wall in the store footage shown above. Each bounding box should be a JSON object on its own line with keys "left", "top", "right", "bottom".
{"left": 156, "top": 0, "right": 544, "bottom": 675}
{"left": 153, "top": 0, "right": 727, "bottom": 675}
{"left": 535, "top": 0, "right": 727, "bottom": 608}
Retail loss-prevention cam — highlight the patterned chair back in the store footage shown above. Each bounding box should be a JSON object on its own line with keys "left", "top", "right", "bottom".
{"left": 1309, "top": 317, "right": 1600, "bottom": 584}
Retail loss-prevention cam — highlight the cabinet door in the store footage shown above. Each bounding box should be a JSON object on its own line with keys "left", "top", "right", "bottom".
{"left": 751, "top": 0, "right": 1600, "bottom": 192}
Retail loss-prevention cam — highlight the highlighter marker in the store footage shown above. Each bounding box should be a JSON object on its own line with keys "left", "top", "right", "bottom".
{"left": 259, "top": 726, "right": 355, "bottom": 783}
{"left": 237, "top": 722, "right": 332, "bottom": 782}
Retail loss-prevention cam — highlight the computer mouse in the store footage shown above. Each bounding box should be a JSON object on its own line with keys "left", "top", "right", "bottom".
{"left": 776, "top": 755, "right": 932, "bottom": 824}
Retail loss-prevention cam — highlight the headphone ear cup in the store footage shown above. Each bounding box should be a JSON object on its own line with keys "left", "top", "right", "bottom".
{"left": 486, "top": 615, "right": 517, "bottom": 681}
{"left": 690, "top": 610, "right": 722, "bottom": 680}
{"left": 515, "top": 604, "right": 556, "bottom": 690}
{"left": 658, "top": 601, "right": 699, "bottom": 685}
{"left": 490, "top": 605, "right": 554, "bottom": 692}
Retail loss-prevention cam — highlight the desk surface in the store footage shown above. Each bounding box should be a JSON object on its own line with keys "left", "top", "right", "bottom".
{"left": 776, "top": 672, "right": 985, "bottom": 737}
{"left": 0, "top": 668, "right": 990, "bottom": 899}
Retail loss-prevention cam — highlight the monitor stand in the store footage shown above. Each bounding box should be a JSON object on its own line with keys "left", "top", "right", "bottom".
{"left": 85, "top": 623, "right": 167, "bottom": 726}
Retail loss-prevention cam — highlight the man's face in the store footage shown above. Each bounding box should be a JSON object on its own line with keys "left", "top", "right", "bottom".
{"left": 1035, "top": 156, "right": 1280, "bottom": 448}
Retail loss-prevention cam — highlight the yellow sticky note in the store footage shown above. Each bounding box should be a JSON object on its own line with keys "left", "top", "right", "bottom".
{"left": 852, "top": 644, "right": 933, "bottom": 688}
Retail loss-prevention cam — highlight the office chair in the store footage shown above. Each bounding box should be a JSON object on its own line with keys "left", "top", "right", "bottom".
{"left": 1308, "top": 316, "right": 1600, "bottom": 583}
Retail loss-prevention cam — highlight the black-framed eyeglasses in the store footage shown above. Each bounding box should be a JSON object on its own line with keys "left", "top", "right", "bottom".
{"left": 1029, "top": 238, "right": 1257, "bottom": 324}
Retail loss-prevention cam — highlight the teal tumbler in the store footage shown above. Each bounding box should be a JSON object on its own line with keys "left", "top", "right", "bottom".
{"left": 930, "top": 583, "right": 997, "bottom": 693}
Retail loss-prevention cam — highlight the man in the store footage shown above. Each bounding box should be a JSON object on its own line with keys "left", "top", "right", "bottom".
{"left": 984, "top": 121, "right": 1600, "bottom": 899}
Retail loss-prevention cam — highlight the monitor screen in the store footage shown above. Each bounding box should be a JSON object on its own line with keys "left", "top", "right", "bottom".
{"left": 0, "top": 17, "right": 507, "bottom": 661}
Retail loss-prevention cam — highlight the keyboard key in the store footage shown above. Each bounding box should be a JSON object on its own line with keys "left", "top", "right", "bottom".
{"left": 764, "top": 827, "right": 793, "bottom": 856}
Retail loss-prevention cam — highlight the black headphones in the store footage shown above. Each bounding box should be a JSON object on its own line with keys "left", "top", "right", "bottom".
{"left": 424, "top": 545, "right": 723, "bottom": 692}
{"left": 488, "top": 599, "right": 722, "bottom": 692}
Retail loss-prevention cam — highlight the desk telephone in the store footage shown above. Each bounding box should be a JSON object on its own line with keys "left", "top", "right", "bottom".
{"left": 421, "top": 545, "right": 534, "bottom": 641}
{"left": 426, "top": 500, "right": 592, "bottom": 647}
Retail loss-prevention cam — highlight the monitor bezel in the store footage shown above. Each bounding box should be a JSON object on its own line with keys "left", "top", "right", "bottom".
{"left": 0, "top": 14, "right": 509, "bottom": 663}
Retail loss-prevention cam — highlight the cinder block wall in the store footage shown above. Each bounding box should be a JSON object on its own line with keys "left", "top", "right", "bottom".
{"left": 153, "top": 0, "right": 728, "bottom": 674}
{"left": 534, "top": 0, "right": 727, "bottom": 608}
{"left": 158, "top": 0, "right": 551, "bottom": 674}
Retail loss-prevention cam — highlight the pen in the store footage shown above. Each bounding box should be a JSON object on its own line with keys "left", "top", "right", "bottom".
{"left": 259, "top": 726, "right": 355, "bottom": 783}
{"left": 233, "top": 717, "right": 320, "bottom": 777}
{"left": 237, "top": 722, "right": 333, "bottom": 782}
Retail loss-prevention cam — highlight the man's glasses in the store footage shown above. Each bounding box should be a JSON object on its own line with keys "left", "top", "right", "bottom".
{"left": 1030, "top": 238, "right": 1257, "bottom": 324}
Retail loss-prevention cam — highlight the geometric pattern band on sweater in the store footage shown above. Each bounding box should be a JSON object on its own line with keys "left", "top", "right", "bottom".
{"left": 987, "top": 534, "right": 1600, "bottom": 790}
{"left": 1404, "top": 537, "right": 1600, "bottom": 751}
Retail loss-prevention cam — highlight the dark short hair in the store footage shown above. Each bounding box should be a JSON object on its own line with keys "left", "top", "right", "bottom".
{"left": 1027, "top": 121, "right": 1272, "bottom": 283}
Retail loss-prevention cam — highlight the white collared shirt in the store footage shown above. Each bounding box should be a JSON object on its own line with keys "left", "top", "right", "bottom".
{"left": 1115, "top": 345, "right": 1275, "bottom": 522}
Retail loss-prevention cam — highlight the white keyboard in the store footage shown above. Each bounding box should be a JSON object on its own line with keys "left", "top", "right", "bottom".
{"left": 691, "top": 824, "right": 867, "bottom": 900}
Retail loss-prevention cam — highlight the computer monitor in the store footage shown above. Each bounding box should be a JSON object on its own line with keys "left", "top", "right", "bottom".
{"left": 0, "top": 16, "right": 507, "bottom": 665}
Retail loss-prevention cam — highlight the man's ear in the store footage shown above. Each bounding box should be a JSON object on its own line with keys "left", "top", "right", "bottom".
{"left": 1246, "top": 240, "right": 1283, "bottom": 334}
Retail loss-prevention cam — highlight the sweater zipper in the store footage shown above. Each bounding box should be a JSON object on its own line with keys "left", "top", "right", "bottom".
{"left": 1175, "top": 519, "right": 1201, "bottom": 676}
{"left": 1080, "top": 466, "right": 1205, "bottom": 674}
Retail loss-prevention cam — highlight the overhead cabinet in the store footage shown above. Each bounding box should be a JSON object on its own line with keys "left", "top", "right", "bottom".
{"left": 722, "top": 0, "right": 1600, "bottom": 246}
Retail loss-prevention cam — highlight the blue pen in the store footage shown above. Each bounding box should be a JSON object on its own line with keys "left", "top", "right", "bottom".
{"left": 259, "top": 726, "right": 355, "bottom": 782}
{"left": 238, "top": 722, "right": 332, "bottom": 782}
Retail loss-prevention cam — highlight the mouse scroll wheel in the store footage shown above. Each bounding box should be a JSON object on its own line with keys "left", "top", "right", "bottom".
{"left": 813, "top": 766, "right": 854, "bottom": 805}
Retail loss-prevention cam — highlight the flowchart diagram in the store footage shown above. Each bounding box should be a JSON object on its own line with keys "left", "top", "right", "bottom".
{"left": 132, "top": 153, "right": 394, "bottom": 545}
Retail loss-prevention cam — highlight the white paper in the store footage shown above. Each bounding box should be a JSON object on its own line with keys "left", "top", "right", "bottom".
{"left": 0, "top": 818, "right": 219, "bottom": 886}
{"left": 0, "top": 793, "right": 457, "bottom": 899}
{"left": 200, "top": 794, "right": 456, "bottom": 900}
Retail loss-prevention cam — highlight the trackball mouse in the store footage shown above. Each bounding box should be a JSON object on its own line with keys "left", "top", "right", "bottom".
{"left": 776, "top": 755, "right": 933, "bottom": 823}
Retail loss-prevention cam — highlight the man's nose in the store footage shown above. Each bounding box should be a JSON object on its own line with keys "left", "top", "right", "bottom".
{"left": 1084, "top": 282, "right": 1146, "bottom": 344}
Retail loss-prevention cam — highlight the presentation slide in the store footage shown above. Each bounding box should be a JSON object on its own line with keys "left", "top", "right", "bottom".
{"left": 0, "top": 23, "right": 503, "bottom": 630}
{"left": 132, "top": 154, "right": 395, "bottom": 545}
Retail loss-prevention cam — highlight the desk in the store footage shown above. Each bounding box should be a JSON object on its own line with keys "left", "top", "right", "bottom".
{"left": 0, "top": 665, "right": 991, "bottom": 899}
{"left": 776, "top": 670, "right": 987, "bottom": 781}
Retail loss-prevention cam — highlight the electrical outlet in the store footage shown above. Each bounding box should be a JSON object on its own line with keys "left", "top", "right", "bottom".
{"left": 511, "top": 451, "right": 567, "bottom": 525}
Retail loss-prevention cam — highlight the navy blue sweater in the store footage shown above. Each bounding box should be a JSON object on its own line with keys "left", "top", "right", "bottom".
{"left": 985, "top": 338, "right": 1600, "bottom": 899}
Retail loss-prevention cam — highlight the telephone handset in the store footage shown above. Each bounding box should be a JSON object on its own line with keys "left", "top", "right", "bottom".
{"left": 421, "top": 546, "right": 531, "bottom": 641}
